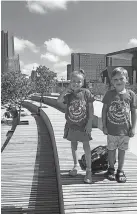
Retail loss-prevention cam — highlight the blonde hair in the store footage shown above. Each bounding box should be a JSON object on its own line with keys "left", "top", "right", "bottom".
{"left": 71, "top": 69, "right": 85, "bottom": 79}
{"left": 70, "top": 69, "right": 86, "bottom": 88}
{"left": 111, "top": 67, "right": 128, "bottom": 79}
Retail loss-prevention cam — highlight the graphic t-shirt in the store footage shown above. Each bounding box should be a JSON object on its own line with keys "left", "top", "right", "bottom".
{"left": 102, "top": 89, "right": 137, "bottom": 136}
{"left": 64, "top": 89, "right": 94, "bottom": 131}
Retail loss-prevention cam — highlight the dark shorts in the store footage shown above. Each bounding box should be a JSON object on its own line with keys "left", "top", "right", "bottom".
{"left": 63, "top": 123, "right": 92, "bottom": 142}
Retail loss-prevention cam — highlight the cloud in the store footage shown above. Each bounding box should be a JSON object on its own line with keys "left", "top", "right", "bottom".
{"left": 26, "top": 0, "right": 78, "bottom": 14}
{"left": 19, "top": 60, "right": 25, "bottom": 68}
{"left": 53, "top": 61, "right": 68, "bottom": 80}
{"left": 56, "top": 70, "right": 67, "bottom": 80}
{"left": 41, "top": 52, "right": 59, "bottom": 62}
{"left": 14, "top": 37, "right": 39, "bottom": 53}
{"left": 128, "top": 38, "right": 137, "bottom": 48}
{"left": 54, "top": 61, "right": 68, "bottom": 69}
{"left": 44, "top": 38, "right": 72, "bottom": 56}
{"left": 20, "top": 61, "right": 39, "bottom": 76}
{"left": 26, "top": 1, "right": 45, "bottom": 14}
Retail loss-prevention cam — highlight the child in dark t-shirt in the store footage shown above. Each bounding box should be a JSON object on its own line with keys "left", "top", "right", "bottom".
{"left": 57, "top": 70, "right": 94, "bottom": 184}
{"left": 102, "top": 67, "right": 137, "bottom": 183}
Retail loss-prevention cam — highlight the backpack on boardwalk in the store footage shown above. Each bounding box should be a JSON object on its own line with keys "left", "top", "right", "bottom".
{"left": 79, "top": 146, "right": 108, "bottom": 173}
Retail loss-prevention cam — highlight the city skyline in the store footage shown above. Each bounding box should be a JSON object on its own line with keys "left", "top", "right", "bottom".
{"left": 1, "top": 1, "right": 137, "bottom": 80}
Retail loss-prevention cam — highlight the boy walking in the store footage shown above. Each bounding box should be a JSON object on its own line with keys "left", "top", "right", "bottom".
{"left": 102, "top": 67, "right": 137, "bottom": 183}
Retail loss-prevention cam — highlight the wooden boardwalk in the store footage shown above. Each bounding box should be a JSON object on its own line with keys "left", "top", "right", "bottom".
{"left": 1, "top": 102, "right": 137, "bottom": 213}
{"left": 42, "top": 104, "right": 137, "bottom": 214}
{"left": 1, "top": 114, "right": 38, "bottom": 212}
{"left": 1, "top": 105, "right": 63, "bottom": 214}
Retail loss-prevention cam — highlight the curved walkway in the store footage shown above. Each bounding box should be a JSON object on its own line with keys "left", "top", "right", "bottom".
{"left": 1, "top": 100, "right": 137, "bottom": 214}
{"left": 1, "top": 102, "right": 64, "bottom": 214}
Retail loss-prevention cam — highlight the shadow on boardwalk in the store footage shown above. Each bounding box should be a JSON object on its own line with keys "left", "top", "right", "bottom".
{"left": 1, "top": 206, "right": 23, "bottom": 214}
{"left": 28, "top": 115, "right": 60, "bottom": 214}
{"left": 60, "top": 170, "right": 106, "bottom": 185}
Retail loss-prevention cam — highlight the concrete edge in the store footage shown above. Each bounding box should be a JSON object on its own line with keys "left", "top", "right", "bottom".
{"left": 22, "top": 100, "right": 65, "bottom": 214}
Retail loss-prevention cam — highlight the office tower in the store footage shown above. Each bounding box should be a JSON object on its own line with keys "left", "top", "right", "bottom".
{"left": 31, "top": 70, "right": 37, "bottom": 81}
{"left": 71, "top": 53, "right": 106, "bottom": 82}
{"left": 1, "top": 30, "right": 20, "bottom": 73}
{"left": 67, "top": 64, "right": 72, "bottom": 80}
{"left": 1, "top": 30, "right": 8, "bottom": 73}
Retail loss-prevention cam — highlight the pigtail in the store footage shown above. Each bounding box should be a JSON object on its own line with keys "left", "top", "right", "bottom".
{"left": 80, "top": 69, "right": 87, "bottom": 88}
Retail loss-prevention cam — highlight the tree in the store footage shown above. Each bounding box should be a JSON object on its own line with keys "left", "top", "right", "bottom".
{"left": 1, "top": 70, "right": 35, "bottom": 121}
{"left": 34, "top": 65, "right": 57, "bottom": 107}
{"left": 1, "top": 71, "right": 35, "bottom": 104}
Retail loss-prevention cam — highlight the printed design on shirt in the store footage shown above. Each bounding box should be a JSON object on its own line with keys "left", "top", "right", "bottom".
{"left": 107, "top": 96, "right": 130, "bottom": 125}
{"left": 68, "top": 99, "right": 87, "bottom": 123}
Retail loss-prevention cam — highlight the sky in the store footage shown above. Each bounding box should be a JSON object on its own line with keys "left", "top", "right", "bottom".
{"left": 1, "top": 0, "right": 137, "bottom": 80}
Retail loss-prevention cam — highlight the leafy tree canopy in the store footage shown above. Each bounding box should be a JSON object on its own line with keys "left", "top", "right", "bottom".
{"left": 1, "top": 65, "right": 57, "bottom": 107}
{"left": 1, "top": 70, "right": 35, "bottom": 105}
{"left": 34, "top": 65, "right": 57, "bottom": 96}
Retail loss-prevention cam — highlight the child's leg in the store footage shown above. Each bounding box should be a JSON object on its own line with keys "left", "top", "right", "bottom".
{"left": 83, "top": 141, "right": 92, "bottom": 184}
{"left": 105, "top": 135, "right": 117, "bottom": 180}
{"left": 69, "top": 141, "right": 78, "bottom": 176}
{"left": 115, "top": 136, "right": 129, "bottom": 183}
{"left": 115, "top": 149, "right": 126, "bottom": 183}
{"left": 118, "top": 149, "right": 125, "bottom": 171}
{"left": 105, "top": 149, "right": 116, "bottom": 180}
{"left": 71, "top": 141, "right": 78, "bottom": 167}
{"left": 83, "top": 141, "right": 91, "bottom": 170}
{"left": 108, "top": 149, "right": 116, "bottom": 169}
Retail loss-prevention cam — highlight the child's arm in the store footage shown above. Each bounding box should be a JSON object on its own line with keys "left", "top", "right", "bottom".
{"left": 85, "top": 102, "right": 94, "bottom": 134}
{"left": 57, "top": 87, "right": 72, "bottom": 104}
{"left": 102, "top": 104, "right": 108, "bottom": 135}
{"left": 129, "top": 108, "right": 137, "bottom": 137}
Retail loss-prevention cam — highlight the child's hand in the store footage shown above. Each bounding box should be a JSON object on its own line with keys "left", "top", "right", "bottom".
{"left": 64, "top": 85, "right": 73, "bottom": 94}
{"left": 85, "top": 123, "right": 92, "bottom": 134}
{"left": 102, "top": 126, "right": 108, "bottom": 135}
{"left": 129, "top": 127, "right": 135, "bottom": 137}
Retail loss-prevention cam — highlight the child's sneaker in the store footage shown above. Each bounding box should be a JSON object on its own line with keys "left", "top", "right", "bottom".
{"left": 104, "top": 167, "right": 115, "bottom": 181}
{"left": 84, "top": 168, "right": 92, "bottom": 184}
{"left": 69, "top": 165, "right": 79, "bottom": 176}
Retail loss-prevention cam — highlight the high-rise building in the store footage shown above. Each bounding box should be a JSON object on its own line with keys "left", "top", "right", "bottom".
{"left": 67, "top": 64, "right": 72, "bottom": 80}
{"left": 31, "top": 70, "right": 37, "bottom": 81}
{"left": 106, "top": 53, "right": 133, "bottom": 84}
{"left": 71, "top": 53, "right": 106, "bottom": 82}
{"left": 8, "top": 54, "right": 20, "bottom": 73}
{"left": 1, "top": 30, "right": 8, "bottom": 73}
{"left": 101, "top": 48, "right": 137, "bottom": 86}
{"left": 1, "top": 30, "right": 20, "bottom": 73}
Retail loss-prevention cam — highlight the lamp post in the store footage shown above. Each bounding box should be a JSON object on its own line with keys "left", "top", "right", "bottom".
{"left": 61, "top": 77, "right": 65, "bottom": 91}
